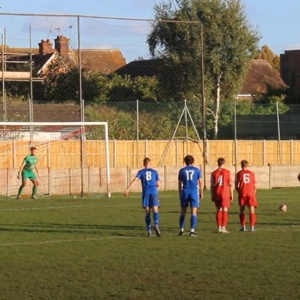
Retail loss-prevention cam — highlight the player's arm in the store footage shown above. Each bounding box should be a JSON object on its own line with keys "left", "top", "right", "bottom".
{"left": 178, "top": 180, "right": 182, "bottom": 198}
{"left": 124, "top": 177, "right": 139, "bottom": 196}
{"left": 17, "top": 161, "right": 26, "bottom": 179}
{"left": 155, "top": 171, "right": 160, "bottom": 188}
{"left": 253, "top": 173, "right": 257, "bottom": 195}
{"left": 198, "top": 178, "right": 204, "bottom": 199}
{"left": 210, "top": 174, "right": 215, "bottom": 201}
{"left": 34, "top": 165, "right": 40, "bottom": 177}
{"left": 234, "top": 174, "right": 239, "bottom": 192}
{"left": 229, "top": 175, "right": 234, "bottom": 201}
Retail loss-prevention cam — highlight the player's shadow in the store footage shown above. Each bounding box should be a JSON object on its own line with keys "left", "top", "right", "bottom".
{"left": 0, "top": 223, "right": 146, "bottom": 236}
{"left": 257, "top": 221, "right": 300, "bottom": 226}
{"left": 166, "top": 210, "right": 214, "bottom": 215}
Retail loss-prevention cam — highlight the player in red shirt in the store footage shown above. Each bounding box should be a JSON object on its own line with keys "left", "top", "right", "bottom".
{"left": 235, "top": 160, "right": 257, "bottom": 232}
{"left": 210, "top": 157, "right": 233, "bottom": 233}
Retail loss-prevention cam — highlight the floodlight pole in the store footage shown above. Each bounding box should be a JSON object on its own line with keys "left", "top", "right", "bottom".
{"left": 200, "top": 22, "right": 207, "bottom": 189}
{"left": 77, "top": 16, "right": 85, "bottom": 197}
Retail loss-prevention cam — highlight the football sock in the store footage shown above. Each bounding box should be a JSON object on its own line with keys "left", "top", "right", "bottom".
{"left": 145, "top": 214, "right": 151, "bottom": 229}
{"left": 18, "top": 186, "right": 24, "bottom": 196}
{"left": 153, "top": 211, "right": 159, "bottom": 226}
{"left": 239, "top": 213, "right": 246, "bottom": 226}
{"left": 179, "top": 215, "right": 185, "bottom": 229}
{"left": 190, "top": 214, "right": 197, "bottom": 230}
{"left": 250, "top": 213, "right": 256, "bottom": 227}
{"left": 32, "top": 186, "right": 37, "bottom": 196}
{"left": 216, "top": 211, "right": 222, "bottom": 227}
{"left": 222, "top": 211, "right": 228, "bottom": 227}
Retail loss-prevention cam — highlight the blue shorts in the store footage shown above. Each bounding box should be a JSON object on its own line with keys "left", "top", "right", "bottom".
{"left": 142, "top": 194, "right": 159, "bottom": 208}
{"left": 180, "top": 190, "right": 199, "bottom": 208}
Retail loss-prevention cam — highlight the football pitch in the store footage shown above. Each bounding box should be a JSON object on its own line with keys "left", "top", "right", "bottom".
{"left": 0, "top": 188, "right": 299, "bottom": 300}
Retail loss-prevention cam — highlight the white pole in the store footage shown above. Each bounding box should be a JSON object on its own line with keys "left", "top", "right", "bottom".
{"left": 104, "top": 123, "right": 111, "bottom": 198}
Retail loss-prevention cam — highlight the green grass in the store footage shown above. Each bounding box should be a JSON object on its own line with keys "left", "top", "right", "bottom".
{"left": 0, "top": 188, "right": 300, "bottom": 300}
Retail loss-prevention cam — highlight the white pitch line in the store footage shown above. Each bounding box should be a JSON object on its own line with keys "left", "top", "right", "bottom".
{"left": 0, "top": 235, "right": 142, "bottom": 247}
{"left": 0, "top": 202, "right": 183, "bottom": 213}
{"left": 0, "top": 225, "right": 299, "bottom": 247}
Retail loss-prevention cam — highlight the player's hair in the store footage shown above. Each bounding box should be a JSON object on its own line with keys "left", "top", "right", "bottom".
{"left": 30, "top": 147, "right": 37, "bottom": 150}
{"left": 143, "top": 157, "right": 151, "bottom": 167}
{"left": 217, "top": 157, "right": 225, "bottom": 166}
{"left": 241, "top": 160, "right": 249, "bottom": 168}
{"left": 184, "top": 155, "right": 194, "bottom": 165}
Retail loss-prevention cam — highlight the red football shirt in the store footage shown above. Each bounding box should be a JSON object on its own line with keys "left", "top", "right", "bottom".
{"left": 211, "top": 168, "right": 232, "bottom": 198}
{"left": 235, "top": 169, "right": 256, "bottom": 197}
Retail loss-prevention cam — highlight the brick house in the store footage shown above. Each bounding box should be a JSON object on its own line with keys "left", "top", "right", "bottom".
{"left": 114, "top": 58, "right": 286, "bottom": 100}
{"left": 280, "top": 49, "right": 300, "bottom": 88}
{"left": 2, "top": 35, "right": 126, "bottom": 79}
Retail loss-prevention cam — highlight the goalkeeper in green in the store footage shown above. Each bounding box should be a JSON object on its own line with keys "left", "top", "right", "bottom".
{"left": 17, "top": 147, "right": 40, "bottom": 200}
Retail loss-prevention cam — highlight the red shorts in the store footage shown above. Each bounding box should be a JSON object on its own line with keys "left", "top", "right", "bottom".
{"left": 238, "top": 196, "right": 257, "bottom": 208}
{"left": 212, "top": 195, "right": 230, "bottom": 208}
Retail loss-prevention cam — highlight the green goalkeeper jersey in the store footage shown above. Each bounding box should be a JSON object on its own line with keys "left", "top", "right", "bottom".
{"left": 22, "top": 155, "right": 38, "bottom": 171}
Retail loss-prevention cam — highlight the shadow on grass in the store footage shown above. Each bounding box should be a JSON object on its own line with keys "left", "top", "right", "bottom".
{"left": 0, "top": 223, "right": 148, "bottom": 236}
{"left": 0, "top": 223, "right": 205, "bottom": 236}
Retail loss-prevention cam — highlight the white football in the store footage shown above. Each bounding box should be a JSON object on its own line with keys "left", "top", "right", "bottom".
{"left": 279, "top": 204, "right": 287, "bottom": 212}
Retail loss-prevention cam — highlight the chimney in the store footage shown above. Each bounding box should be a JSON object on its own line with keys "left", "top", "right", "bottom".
{"left": 38, "top": 39, "right": 53, "bottom": 56}
{"left": 54, "top": 35, "right": 69, "bottom": 57}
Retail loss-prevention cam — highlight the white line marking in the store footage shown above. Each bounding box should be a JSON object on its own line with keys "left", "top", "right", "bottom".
{"left": 0, "top": 235, "right": 141, "bottom": 247}
{"left": 0, "top": 225, "right": 299, "bottom": 247}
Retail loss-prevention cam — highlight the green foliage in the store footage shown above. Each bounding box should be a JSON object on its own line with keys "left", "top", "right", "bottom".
{"left": 108, "top": 74, "right": 158, "bottom": 102}
{"left": 85, "top": 103, "right": 136, "bottom": 139}
{"left": 205, "top": 99, "right": 290, "bottom": 139}
{"left": 85, "top": 101, "right": 203, "bottom": 140}
{"left": 256, "top": 45, "right": 280, "bottom": 71}
{"left": 82, "top": 71, "right": 110, "bottom": 103}
{"left": 148, "top": 0, "right": 260, "bottom": 102}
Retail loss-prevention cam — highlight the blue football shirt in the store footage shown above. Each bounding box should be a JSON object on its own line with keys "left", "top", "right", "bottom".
{"left": 178, "top": 166, "right": 201, "bottom": 190}
{"left": 136, "top": 168, "right": 159, "bottom": 195}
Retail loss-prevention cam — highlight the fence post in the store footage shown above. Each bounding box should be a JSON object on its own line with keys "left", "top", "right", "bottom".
{"left": 113, "top": 139, "right": 117, "bottom": 168}
{"left": 48, "top": 167, "right": 51, "bottom": 196}
{"left": 126, "top": 166, "right": 130, "bottom": 187}
{"left": 145, "top": 139, "right": 148, "bottom": 158}
{"left": 268, "top": 163, "right": 272, "bottom": 189}
{"left": 263, "top": 140, "right": 266, "bottom": 166}
{"left": 164, "top": 165, "right": 167, "bottom": 191}
{"left": 290, "top": 140, "right": 293, "bottom": 164}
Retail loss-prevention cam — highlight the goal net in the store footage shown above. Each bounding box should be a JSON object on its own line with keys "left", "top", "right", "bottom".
{"left": 0, "top": 121, "right": 111, "bottom": 198}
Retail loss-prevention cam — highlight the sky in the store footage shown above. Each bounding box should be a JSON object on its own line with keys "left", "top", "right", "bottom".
{"left": 0, "top": 0, "right": 299, "bottom": 62}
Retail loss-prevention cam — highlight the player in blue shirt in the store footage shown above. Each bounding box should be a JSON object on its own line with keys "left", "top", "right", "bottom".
{"left": 178, "top": 155, "right": 203, "bottom": 237}
{"left": 124, "top": 158, "right": 161, "bottom": 237}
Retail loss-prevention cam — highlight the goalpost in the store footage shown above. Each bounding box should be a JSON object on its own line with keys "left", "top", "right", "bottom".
{"left": 0, "top": 121, "right": 111, "bottom": 198}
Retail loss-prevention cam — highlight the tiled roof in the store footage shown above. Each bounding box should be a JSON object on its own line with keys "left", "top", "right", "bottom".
{"left": 240, "top": 59, "right": 287, "bottom": 95}
{"left": 78, "top": 49, "right": 126, "bottom": 74}
{"left": 2, "top": 46, "right": 126, "bottom": 75}
{"left": 114, "top": 59, "right": 161, "bottom": 77}
{"left": 114, "top": 58, "right": 287, "bottom": 97}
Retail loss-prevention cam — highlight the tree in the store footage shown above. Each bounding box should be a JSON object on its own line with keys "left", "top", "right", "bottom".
{"left": 108, "top": 74, "right": 158, "bottom": 102}
{"left": 147, "top": 0, "right": 260, "bottom": 139}
{"left": 256, "top": 45, "right": 280, "bottom": 71}
{"left": 39, "top": 59, "right": 110, "bottom": 103}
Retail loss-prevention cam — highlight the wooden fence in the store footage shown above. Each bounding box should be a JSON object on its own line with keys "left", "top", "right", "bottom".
{"left": 1, "top": 139, "right": 300, "bottom": 169}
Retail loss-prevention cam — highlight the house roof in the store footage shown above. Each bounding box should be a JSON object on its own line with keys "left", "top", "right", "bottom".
{"left": 114, "top": 59, "right": 161, "bottom": 78}
{"left": 2, "top": 45, "right": 126, "bottom": 75}
{"left": 240, "top": 59, "right": 287, "bottom": 95}
{"left": 78, "top": 49, "right": 126, "bottom": 74}
{"left": 114, "top": 58, "right": 287, "bottom": 97}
